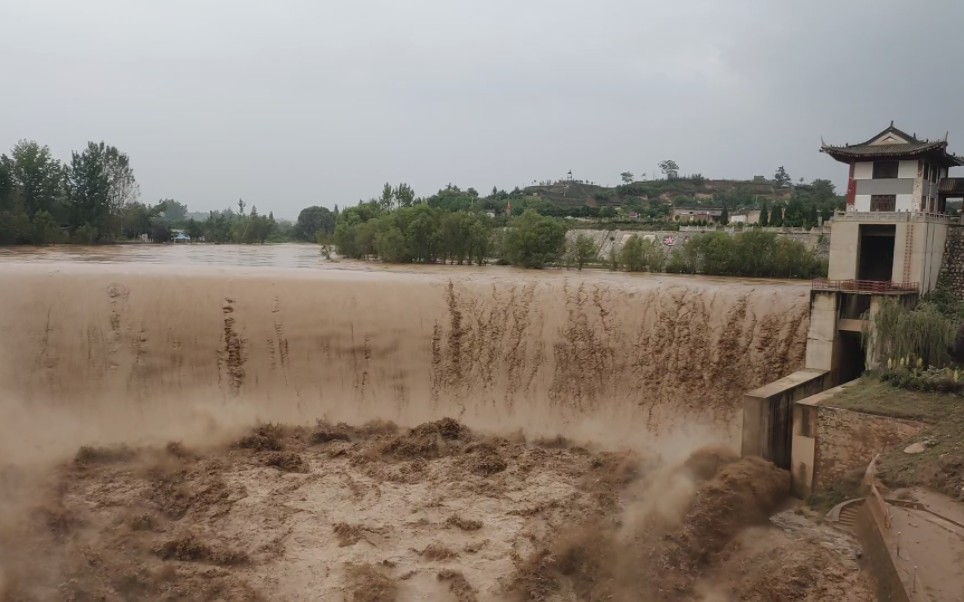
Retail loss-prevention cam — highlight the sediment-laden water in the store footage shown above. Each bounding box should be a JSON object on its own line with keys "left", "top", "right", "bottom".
{"left": 0, "top": 246, "right": 810, "bottom": 464}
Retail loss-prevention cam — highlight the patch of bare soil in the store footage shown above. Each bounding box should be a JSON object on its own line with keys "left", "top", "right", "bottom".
{"left": 0, "top": 420, "right": 873, "bottom": 601}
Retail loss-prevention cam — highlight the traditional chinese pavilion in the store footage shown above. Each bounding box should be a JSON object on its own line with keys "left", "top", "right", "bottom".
{"left": 820, "top": 122, "right": 964, "bottom": 213}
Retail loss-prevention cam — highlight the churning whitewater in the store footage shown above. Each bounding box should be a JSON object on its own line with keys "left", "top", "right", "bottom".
{"left": 0, "top": 254, "right": 873, "bottom": 602}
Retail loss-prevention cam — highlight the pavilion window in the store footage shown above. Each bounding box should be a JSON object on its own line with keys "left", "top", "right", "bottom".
{"left": 872, "top": 160, "right": 899, "bottom": 179}
{"left": 870, "top": 195, "right": 896, "bottom": 211}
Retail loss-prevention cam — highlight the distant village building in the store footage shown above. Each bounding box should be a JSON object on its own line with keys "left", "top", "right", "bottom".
{"left": 728, "top": 210, "right": 761, "bottom": 225}
{"left": 672, "top": 208, "right": 723, "bottom": 224}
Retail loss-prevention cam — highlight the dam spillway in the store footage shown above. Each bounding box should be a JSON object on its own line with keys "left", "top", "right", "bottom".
{"left": 0, "top": 253, "right": 810, "bottom": 465}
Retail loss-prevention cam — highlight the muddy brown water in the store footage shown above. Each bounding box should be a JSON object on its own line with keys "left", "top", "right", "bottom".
{"left": 0, "top": 244, "right": 811, "bottom": 466}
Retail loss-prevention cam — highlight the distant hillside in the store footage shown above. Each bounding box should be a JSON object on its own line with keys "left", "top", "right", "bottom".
{"left": 524, "top": 178, "right": 794, "bottom": 210}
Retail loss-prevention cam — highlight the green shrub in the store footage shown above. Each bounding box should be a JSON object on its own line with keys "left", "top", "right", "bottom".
{"left": 618, "top": 235, "right": 665, "bottom": 272}
{"left": 879, "top": 364, "right": 963, "bottom": 394}
{"left": 869, "top": 300, "right": 957, "bottom": 369}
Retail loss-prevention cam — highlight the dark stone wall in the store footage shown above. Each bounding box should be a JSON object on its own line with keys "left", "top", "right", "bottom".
{"left": 936, "top": 225, "right": 964, "bottom": 300}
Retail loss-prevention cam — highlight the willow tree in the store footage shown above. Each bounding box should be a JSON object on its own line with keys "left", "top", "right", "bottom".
{"left": 868, "top": 299, "right": 957, "bottom": 368}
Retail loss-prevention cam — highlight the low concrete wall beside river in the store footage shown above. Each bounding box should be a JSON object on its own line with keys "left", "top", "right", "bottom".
{"left": 567, "top": 226, "right": 831, "bottom": 260}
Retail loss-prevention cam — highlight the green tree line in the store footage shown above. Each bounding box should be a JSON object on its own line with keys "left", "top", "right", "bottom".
{"left": 0, "top": 140, "right": 138, "bottom": 244}
{"left": 333, "top": 201, "right": 567, "bottom": 268}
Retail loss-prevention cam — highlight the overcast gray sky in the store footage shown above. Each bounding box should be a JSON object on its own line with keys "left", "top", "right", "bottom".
{"left": 2, "top": 0, "right": 963, "bottom": 219}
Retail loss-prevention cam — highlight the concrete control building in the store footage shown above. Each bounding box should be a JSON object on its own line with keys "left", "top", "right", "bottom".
{"left": 742, "top": 123, "right": 964, "bottom": 497}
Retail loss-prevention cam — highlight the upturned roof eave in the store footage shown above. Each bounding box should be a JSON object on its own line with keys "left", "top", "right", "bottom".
{"left": 820, "top": 143, "right": 964, "bottom": 166}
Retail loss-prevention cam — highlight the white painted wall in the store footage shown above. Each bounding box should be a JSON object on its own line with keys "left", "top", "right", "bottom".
{"left": 898, "top": 160, "right": 919, "bottom": 178}
{"left": 853, "top": 194, "right": 871, "bottom": 211}
{"left": 853, "top": 162, "right": 873, "bottom": 180}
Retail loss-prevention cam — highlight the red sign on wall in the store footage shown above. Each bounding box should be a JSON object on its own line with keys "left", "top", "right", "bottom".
{"left": 846, "top": 163, "right": 856, "bottom": 206}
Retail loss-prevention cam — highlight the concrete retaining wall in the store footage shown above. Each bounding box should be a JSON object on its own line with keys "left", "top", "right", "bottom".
{"left": 790, "top": 381, "right": 924, "bottom": 498}
{"left": 855, "top": 500, "right": 912, "bottom": 602}
{"left": 742, "top": 368, "right": 831, "bottom": 471}
{"left": 565, "top": 227, "right": 830, "bottom": 261}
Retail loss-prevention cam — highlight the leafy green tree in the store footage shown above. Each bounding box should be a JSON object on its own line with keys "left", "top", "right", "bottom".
{"left": 620, "top": 171, "right": 634, "bottom": 184}
{"left": 394, "top": 183, "right": 415, "bottom": 207}
{"left": 666, "top": 230, "right": 824, "bottom": 278}
{"left": 185, "top": 218, "right": 204, "bottom": 241}
{"left": 405, "top": 204, "right": 441, "bottom": 262}
{"left": 293, "top": 205, "right": 335, "bottom": 241}
{"left": 151, "top": 223, "right": 171, "bottom": 243}
{"left": 696, "top": 232, "right": 736, "bottom": 274}
{"left": 466, "top": 214, "right": 491, "bottom": 265}
{"left": 258, "top": 210, "right": 277, "bottom": 243}
{"left": 439, "top": 211, "right": 490, "bottom": 265}
{"left": 374, "top": 224, "right": 409, "bottom": 262}
{"left": 0, "top": 155, "right": 14, "bottom": 212}
{"left": 501, "top": 210, "right": 566, "bottom": 268}
{"left": 9, "top": 140, "right": 64, "bottom": 218}
{"left": 567, "top": 234, "right": 598, "bottom": 270}
{"left": 65, "top": 142, "right": 138, "bottom": 241}
{"left": 120, "top": 201, "right": 155, "bottom": 239}
{"left": 720, "top": 204, "right": 729, "bottom": 225}
{"left": 759, "top": 201, "right": 770, "bottom": 227}
{"left": 659, "top": 160, "right": 680, "bottom": 179}
{"left": 156, "top": 199, "right": 187, "bottom": 223}
{"left": 235, "top": 205, "right": 276, "bottom": 244}
{"left": 774, "top": 166, "right": 792, "bottom": 188}
{"left": 804, "top": 203, "right": 819, "bottom": 229}
{"left": 0, "top": 156, "right": 30, "bottom": 244}
{"left": 619, "top": 236, "right": 665, "bottom": 272}
{"left": 204, "top": 210, "right": 235, "bottom": 243}
{"left": 380, "top": 182, "right": 394, "bottom": 210}
{"left": 427, "top": 185, "right": 479, "bottom": 213}
{"left": 333, "top": 201, "right": 383, "bottom": 258}
{"left": 770, "top": 204, "right": 784, "bottom": 227}
{"left": 30, "top": 210, "right": 63, "bottom": 244}
{"left": 783, "top": 198, "right": 805, "bottom": 227}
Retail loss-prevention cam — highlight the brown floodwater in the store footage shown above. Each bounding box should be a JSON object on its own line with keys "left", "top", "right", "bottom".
{"left": 0, "top": 244, "right": 811, "bottom": 465}
{"left": 2, "top": 244, "right": 865, "bottom": 602}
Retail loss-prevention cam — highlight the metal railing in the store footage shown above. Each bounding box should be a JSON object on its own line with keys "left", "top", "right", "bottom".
{"left": 812, "top": 279, "right": 919, "bottom": 293}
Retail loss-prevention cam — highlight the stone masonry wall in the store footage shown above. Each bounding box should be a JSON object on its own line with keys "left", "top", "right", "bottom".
{"left": 814, "top": 406, "right": 924, "bottom": 491}
{"left": 936, "top": 224, "right": 964, "bottom": 300}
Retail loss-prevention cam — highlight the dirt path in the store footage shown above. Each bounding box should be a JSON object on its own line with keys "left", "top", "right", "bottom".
{"left": 889, "top": 488, "right": 964, "bottom": 602}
